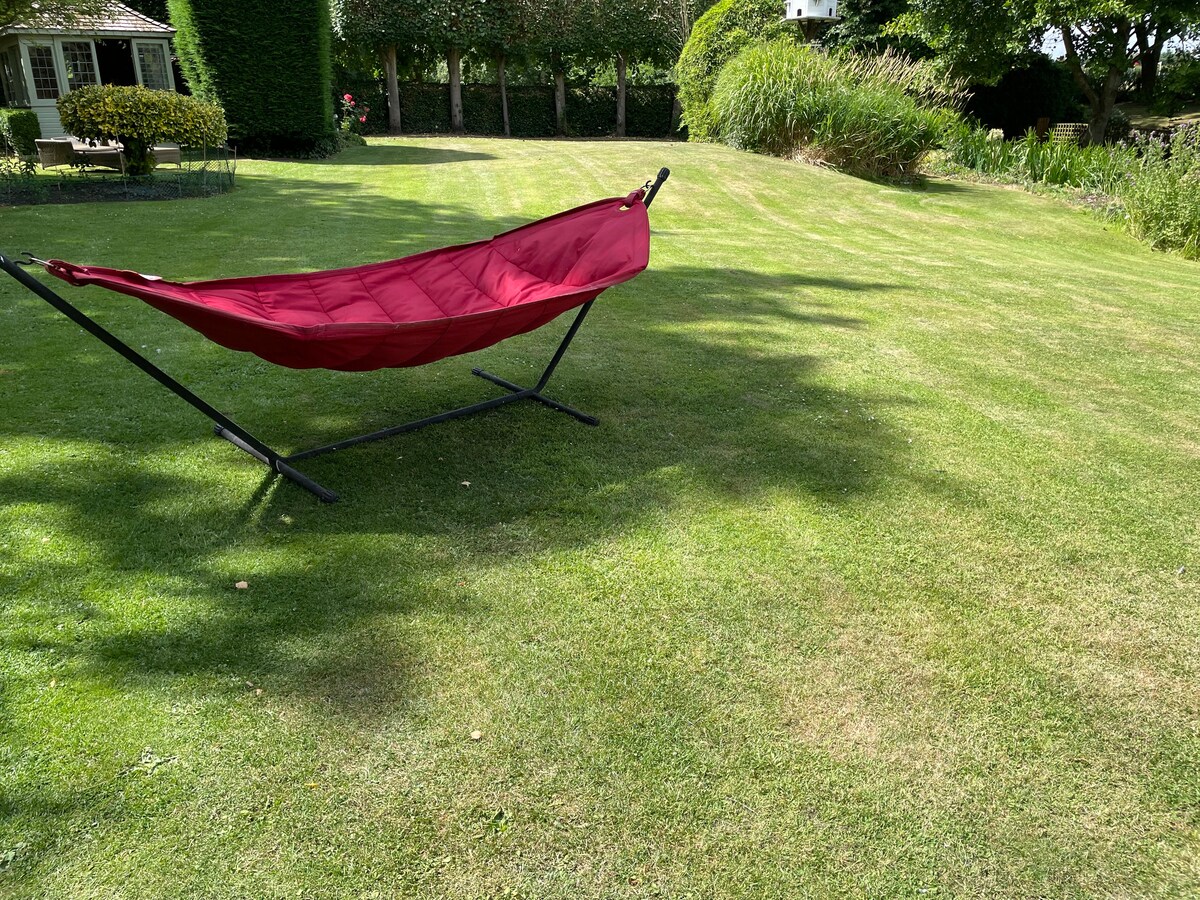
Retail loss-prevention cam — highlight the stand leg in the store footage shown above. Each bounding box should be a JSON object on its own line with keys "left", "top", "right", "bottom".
{"left": 215, "top": 426, "right": 338, "bottom": 502}
{"left": 471, "top": 367, "right": 599, "bottom": 425}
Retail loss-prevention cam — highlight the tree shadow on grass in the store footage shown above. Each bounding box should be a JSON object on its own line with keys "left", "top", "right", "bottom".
{"left": 0, "top": 261, "right": 945, "bottom": 688}
{"left": 301, "top": 144, "right": 499, "bottom": 166}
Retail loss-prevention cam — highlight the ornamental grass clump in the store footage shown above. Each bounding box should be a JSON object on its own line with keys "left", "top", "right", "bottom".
{"left": 58, "top": 85, "right": 227, "bottom": 175}
{"left": 711, "top": 41, "right": 965, "bottom": 178}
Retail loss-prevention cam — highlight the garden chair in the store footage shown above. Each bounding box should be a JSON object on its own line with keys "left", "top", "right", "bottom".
{"left": 35, "top": 139, "right": 76, "bottom": 170}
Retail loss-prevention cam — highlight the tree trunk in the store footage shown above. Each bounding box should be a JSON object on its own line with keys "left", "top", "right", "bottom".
{"left": 1141, "top": 45, "right": 1162, "bottom": 103}
{"left": 448, "top": 46, "right": 464, "bottom": 134}
{"left": 498, "top": 55, "right": 510, "bottom": 137}
{"left": 552, "top": 51, "right": 566, "bottom": 137}
{"left": 1135, "top": 17, "right": 1172, "bottom": 103}
{"left": 1061, "top": 22, "right": 1129, "bottom": 146}
{"left": 1087, "top": 66, "right": 1124, "bottom": 145}
{"left": 384, "top": 44, "right": 402, "bottom": 134}
{"left": 616, "top": 52, "right": 627, "bottom": 138}
{"left": 1142, "top": 37, "right": 1165, "bottom": 103}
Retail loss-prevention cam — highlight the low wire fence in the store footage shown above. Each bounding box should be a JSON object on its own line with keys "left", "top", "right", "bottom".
{"left": 0, "top": 143, "right": 236, "bottom": 206}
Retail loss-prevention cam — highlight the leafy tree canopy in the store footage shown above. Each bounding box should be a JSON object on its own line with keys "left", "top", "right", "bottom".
{"left": 893, "top": 0, "right": 1200, "bottom": 142}
{"left": 1, "top": 0, "right": 107, "bottom": 30}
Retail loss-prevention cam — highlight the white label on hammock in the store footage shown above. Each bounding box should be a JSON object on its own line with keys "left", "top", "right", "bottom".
{"left": 139, "top": 272, "right": 164, "bottom": 281}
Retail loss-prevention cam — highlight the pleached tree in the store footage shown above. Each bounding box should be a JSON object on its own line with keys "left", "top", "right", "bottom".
{"left": 591, "top": 0, "right": 675, "bottom": 136}
{"left": 332, "top": 0, "right": 425, "bottom": 133}
{"left": 528, "top": 0, "right": 587, "bottom": 135}
{"left": 473, "top": 0, "right": 528, "bottom": 137}
{"left": 420, "top": 1, "right": 494, "bottom": 133}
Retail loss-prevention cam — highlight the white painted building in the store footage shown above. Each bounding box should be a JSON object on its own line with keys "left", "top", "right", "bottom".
{"left": 785, "top": 0, "right": 840, "bottom": 21}
{"left": 0, "top": 2, "right": 177, "bottom": 138}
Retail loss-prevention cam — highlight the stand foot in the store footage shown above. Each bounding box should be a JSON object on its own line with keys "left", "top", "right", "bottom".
{"left": 472, "top": 368, "right": 599, "bottom": 426}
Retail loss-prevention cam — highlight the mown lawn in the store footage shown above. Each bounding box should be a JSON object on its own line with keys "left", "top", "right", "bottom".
{"left": 1, "top": 138, "right": 1197, "bottom": 898}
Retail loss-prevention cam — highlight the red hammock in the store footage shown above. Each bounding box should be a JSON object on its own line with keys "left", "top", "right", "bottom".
{"left": 41, "top": 192, "right": 651, "bottom": 372}
{"left": 1, "top": 169, "right": 669, "bottom": 503}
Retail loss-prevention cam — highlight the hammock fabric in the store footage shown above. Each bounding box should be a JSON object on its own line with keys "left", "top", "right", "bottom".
{"left": 41, "top": 192, "right": 651, "bottom": 372}
{"left": 1, "top": 169, "right": 669, "bottom": 503}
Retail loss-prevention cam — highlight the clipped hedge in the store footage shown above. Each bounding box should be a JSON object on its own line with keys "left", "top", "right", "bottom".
{"left": 505, "top": 86, "right": 557, "bottom": 137}
{"left": 627, "top": 86, "right": 675, "bottom": 138}
{"left": 0, "top": 108, "right": 41, "bottom": 156}
{"left": 168, "top": 0, "right": 335, "bottom": 157}
{"left": 58, "top": 84, "right": 227, "bottom": 174}
{"left": 567, "top": 86, "right": 616, "bottom": 137}
{"left": 675, "top": 0, "right": 790, "bottom": 142}
{"left": 400, "top": 83, "right": 451, "bottom": 134}
{"left": 333, "top": 80, "right": 674, "bottom": 139}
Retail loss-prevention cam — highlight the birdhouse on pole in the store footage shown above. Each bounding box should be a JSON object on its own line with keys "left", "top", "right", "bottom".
{"left": 784, "top": 0, "right": 841, "bottom": 42}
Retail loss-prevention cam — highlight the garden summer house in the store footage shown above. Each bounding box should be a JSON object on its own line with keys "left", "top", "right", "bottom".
{"left": 0, "top": 2, "right": 177, "bottom": 139}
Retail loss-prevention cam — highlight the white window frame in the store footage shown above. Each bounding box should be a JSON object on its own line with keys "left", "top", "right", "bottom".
{"left": 132, "top": 39, "right": 175, "bottom": 91}
{"left": 57, "top": 37, "right": 101, "bottom": 93}
{"left": 20, "top": 39, "right": 62, "bottom": 104}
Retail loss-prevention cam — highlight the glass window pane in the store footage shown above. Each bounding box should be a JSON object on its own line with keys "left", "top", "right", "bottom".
{"left": 28, "top": 45, "right": 60, "bottom": 100}
{"left": 62, "top": 41, "right": 97, "bottom": 92}
{"left": 4, "top": 49, "right": 26, "bottom": 104}
{"left": 136, "top": 43, "right": 169, "bottom": 91}
{"left": 0, "top": 51, "right": 12, "bottom": 104}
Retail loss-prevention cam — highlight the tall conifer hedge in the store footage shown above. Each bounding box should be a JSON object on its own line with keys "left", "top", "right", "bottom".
{"left": 168, "top": 0, "right": 336, "bottom": 156}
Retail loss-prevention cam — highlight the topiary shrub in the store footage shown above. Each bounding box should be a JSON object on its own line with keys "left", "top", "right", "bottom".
{"left": 712, "top": 42, "right": 963, "bottom": 177}
{"left": 0, "top": 109, "right": 41, "bottom": 156}
{"left": 674, "top": 0, "right": 789, "bottom": 143}
{"left": 168, "top": 0, "right": 335, "bottom": 157}
{"left": 58, "top": 85, "right": 227, "bottom": 174}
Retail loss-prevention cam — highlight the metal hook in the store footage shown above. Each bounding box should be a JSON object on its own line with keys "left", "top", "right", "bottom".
{"left": 18, "top": 251, "right": 51, "bottom": 268}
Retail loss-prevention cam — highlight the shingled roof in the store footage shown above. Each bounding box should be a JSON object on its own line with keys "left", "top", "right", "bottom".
{"left": 3, "top": 1, "right": 174, "bottom": 35}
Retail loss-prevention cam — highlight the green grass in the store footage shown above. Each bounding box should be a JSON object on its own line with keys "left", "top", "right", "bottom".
{"left": 1, "top": 138, "right": 1198, "bottom": 898}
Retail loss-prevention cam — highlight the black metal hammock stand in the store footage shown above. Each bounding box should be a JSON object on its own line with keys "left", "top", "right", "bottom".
{"left": 0, "top": 168, "right": 670, "bottom": 503}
